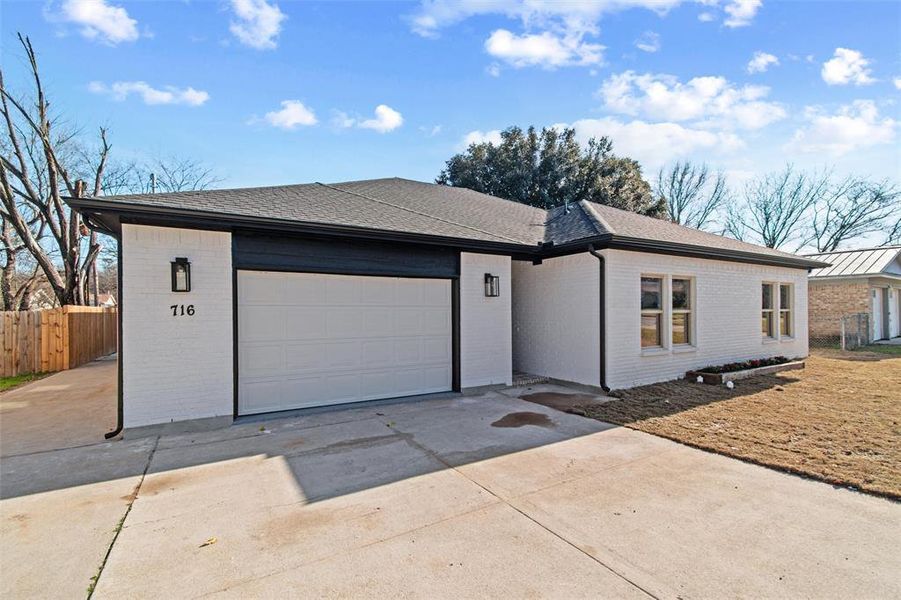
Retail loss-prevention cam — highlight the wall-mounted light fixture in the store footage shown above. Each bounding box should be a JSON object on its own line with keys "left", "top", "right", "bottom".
{"left": 171, "top": 257, "right": 191, "bottom": 292}
{"left": 484, "top": 273, "right": 500, "bottom": 297}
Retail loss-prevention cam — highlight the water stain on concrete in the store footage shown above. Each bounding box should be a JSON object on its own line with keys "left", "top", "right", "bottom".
{"left": 519, "top": 392, "right": 605, "bottom": 414}
{"left": 491, "top": 412, "right": 555, "bottom": 429}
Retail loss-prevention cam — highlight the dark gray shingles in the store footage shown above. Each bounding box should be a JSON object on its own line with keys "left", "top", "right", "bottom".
{"left": 92, "top": 177, "right": 819, "bottom": 263}
{"left": 581, "top": 201, "right": 812, "bottom": 261}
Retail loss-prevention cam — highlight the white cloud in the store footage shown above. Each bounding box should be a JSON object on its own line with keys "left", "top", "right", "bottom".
{"left": 88, "top": 81, "right": 209, "bottom": 106}
{"left": 599, "top": 70, "right": 786, "bottom": 130}
{"left": 788, "top": 100, "right": 896, "bottom": 156}
{"left": 485, "top": 29, "right": 602, "bottom": 68}
{"left": 420, "top": 125, "right": 443, "bottom": 137}
{"left": 747, "top": 51, "right": 778, "bottom": 74}
{"left": 229, "top": 0, "right": 286, "bottom": 50}
{"left": 56, "top": 0, "right": 139, "bottom": 44}
{"left": 634, "top": 31, "right": 660, "bottom": 53}
{"left": 461, "top": 129, "right": 503, "bottom": 148}
{"left": 569, "top": 117, "right": 744, "bottom": 173}
{"left": 723, "top": 0, "right": 762, "bottom": 28}
{"left": 821, "top": 48, "right": 875, "bottom": 86}
{"left": 359, "top": 105, "right": 404, "bottom": 133}
{"left": 485, "top": 63, "right": 502, "bottom": 77}
{"left": 409, "top": 1, "right": 684, "bottom": 38}
{"left": 409, "top": 1, "right": 686, "bottom": 70}
{"left": 263, "top": 100, "right": 317, "bottom": 129}
{"left": 335, "top": 105, "right": 404, "bottom": 133}
{"left": 894, "top": 78, "right": 901, "bottom": 90}
{"left": 697, "top": 11, "right": 715, "bottom": 22}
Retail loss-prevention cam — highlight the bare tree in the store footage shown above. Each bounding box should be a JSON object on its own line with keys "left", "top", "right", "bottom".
{"left": 808, "top": 177, "right": 900, "bottom": 252}
{"left": 656, "top": 161, "right": 729, "bottom": 230}
{"left": 99, "top": 156, "right": 220, "bottom": 196}
{"left": 0, "top": 34, "right": 109, "bottom": 306}
{"left": 884, "top": 216, "right": 901, "bottom": 246}
{"left": 726, "top": 165, "right": 828, "bottom": 249}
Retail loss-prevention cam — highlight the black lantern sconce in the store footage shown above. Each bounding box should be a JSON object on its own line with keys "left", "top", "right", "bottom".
{"left": 171, "top": 257, "right": 191, "bottom": 292}
{"left": 484, "top": 273, "right": 500, "bottom": 297}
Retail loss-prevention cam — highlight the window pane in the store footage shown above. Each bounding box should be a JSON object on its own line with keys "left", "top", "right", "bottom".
{"left": 780, "top": 284, "right": 790, "bottom": 309}
{"left": 641, "top": 277, "right": 662, "bottom": 310}
{"left": 761, "top": 284, "right": 773, "bottom": 309}
{"left": 672, "top": 313, "right": 690, "bottom": 345}
{"left": 780, "top": 311, "right": 791, "bottom": 336}
{"left": 641, "top": 314, "right": 661, "bottom": 347}
{"left": 762, "top": 312, "right": 773, "bottom": 337}
{"left": 672, "top": 279, "right": 690, "bottom": 309}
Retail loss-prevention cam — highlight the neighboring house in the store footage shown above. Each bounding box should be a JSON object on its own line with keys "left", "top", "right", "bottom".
{"left": 97, "top": 293, "right": 118, "bottom": 307}
{"left": 804, "top": 246, "right": 901, "bottom": 343}
{"left": 68, "top": 178, "right": 825, "bottom": 431}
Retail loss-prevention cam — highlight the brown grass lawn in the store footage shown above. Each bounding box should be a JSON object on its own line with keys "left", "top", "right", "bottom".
{"left": 580, "top": 349, "right": 901, "bottom": 499}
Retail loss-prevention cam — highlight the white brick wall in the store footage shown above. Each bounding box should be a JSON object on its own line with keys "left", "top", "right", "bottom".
{"left": 512, "top": 249, "right": 809, "bottom": 390}
{"left": 122, "top": 224, "right": 234, "bottom": 427}
{"left": 460, "top": 252, "right": 512, "bottom": 388}
{"left": 512, "top": 253, "right": 600, "bottom": 386}
{"left": 603, "top": 249, "right": 809, "bottom": 389}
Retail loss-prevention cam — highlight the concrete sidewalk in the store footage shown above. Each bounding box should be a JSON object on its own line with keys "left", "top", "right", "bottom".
{"left": 1, "top": 369, "right": 899, "bottom": 598}
{"left": 0, "top": 356, "right": 118, "bottom": 457}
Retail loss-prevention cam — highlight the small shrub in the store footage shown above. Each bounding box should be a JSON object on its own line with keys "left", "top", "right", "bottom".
{"left": 698, "top": 356, "right": 790, "bottom": 374}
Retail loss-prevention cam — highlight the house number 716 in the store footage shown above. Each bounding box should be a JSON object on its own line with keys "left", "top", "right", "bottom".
{"left": 170, "top": 304, "right": 195, "bottom": 316}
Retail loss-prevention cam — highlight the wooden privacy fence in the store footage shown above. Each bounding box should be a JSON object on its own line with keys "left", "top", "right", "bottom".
{"left": 0, "top": 306, "right": 117, "bottom": 377}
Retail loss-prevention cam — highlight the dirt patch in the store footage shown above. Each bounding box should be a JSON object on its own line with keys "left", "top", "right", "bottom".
{"left": 578, "top": 351, "right": 901, "bottom": 500}
{"left": 491, "top": 412, "right": 555, "bottom": 429}
{"left": 519, "top": 392, "right": 605, "bottom": 414}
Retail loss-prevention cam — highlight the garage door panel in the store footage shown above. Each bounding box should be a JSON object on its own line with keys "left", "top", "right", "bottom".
{"left": 360, "top": 308, "right": 396, "bottom": 336}
{"left": 395, "top": 309, "right": 424, "bottom": 336}
{"left": 423, "top": 309, "right": 450, "bottom": 334}
{"left": 238, "top": 271, "right": 453, "bottom": 415}
{"left": 239, "top": 271, "right": 284, "bottom": 304}
{"left": 326, "top": 277, "right": 363, "bottom": 305}
{"left": 240, "top": 306, "right": 286, "bottom": 341}
{"left": 284, "top": 343, "right": 326, "bottom": 372}
{"left": 361, "top": 339, "right": 395, "bottom": 366}
{"left": 422, "top": 337, "right": 452, "bottom": 361}
{"left": 284, "top": 275, "right": 326, "bottom": 304}
{"left": 324, "top": 308, "right": 363, "bottom": 338}
{"left": 240, "top": 343, "right": 285, "bottom": 376}
{"left": 284, "top": 308, "right": 327, "bottom": 339}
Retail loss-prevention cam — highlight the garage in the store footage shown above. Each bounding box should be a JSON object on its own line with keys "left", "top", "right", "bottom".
{"left": 237, "top": 270, "right": 453, "bottom": 415}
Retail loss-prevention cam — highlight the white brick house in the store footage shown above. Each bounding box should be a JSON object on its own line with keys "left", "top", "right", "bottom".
{"left": 68, "top": 178, "right": 825, "bottom": 433}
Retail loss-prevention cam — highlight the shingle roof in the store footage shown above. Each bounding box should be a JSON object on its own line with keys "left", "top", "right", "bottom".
{"left": 805, "top": 247, "right": 901, "bottom": 278}
{"left": 72, "top": 177, "right": 823, "bottom": 267}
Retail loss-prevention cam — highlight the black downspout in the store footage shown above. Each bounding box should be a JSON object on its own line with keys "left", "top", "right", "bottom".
{"left": 588, "top": 245, "right": 609, "bottom": 392}
{"left": 105, "top": 234, "right": 124, "bottom": 439}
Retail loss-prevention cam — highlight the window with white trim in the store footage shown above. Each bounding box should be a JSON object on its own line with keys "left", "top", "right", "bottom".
{"left": 641, "top": 277, "right": 663, "bottom": 348}
{"left": 672, "top": 278, "right": 692, "bottom": 345}
{"left": 762, "top": 283, "right": 775, "bottom": 338}
{"left": 779, "top": 283, "right": 792, "bottom": 337}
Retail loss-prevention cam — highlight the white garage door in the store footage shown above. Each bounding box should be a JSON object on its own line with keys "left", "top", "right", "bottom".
{"left": 238, "top": 271, "right": 453, "bottom": 415}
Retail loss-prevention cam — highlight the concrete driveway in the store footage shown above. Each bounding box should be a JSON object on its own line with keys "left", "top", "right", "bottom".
{"left": 2, "top": 364, "right": 899, "bottom": 599}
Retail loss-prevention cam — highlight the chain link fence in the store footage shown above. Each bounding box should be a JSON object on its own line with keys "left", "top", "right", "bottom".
{"left": 809, "top": 313, "right": 871, "bottom": 350}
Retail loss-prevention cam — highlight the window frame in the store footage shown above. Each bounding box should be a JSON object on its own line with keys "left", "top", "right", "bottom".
{"left": 779, "top": 283, "right": 793, "bottom": 338}
{"left": 671, "top": 276, "right": 694, "bottom": 347}
{"left": 640, "top": 275, "right": 665, "bottom": 349}
{"left": 761, "top": 282, "right": 776, "bottom": 339}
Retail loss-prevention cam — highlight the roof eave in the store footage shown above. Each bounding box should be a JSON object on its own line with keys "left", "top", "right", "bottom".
{"left": 65, "top": 196, "right": 540, "bottom": 256}
{"left": 604, "top": 235, "right": 829, "bottom": 270}
{"left": 67, "top": 197, "right": 825, "bottom": 270}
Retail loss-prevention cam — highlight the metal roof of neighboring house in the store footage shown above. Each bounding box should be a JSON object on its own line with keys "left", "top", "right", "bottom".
{"left": 805, "top": 246, "right": 901, "bottom": 278}
{"left": 66, "top": 177, "right": 826, "bottom": 269}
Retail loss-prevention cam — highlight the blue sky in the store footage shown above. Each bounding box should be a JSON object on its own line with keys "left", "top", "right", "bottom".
{"left": 3, "top": 0, "right": 900, "bottom": 189}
